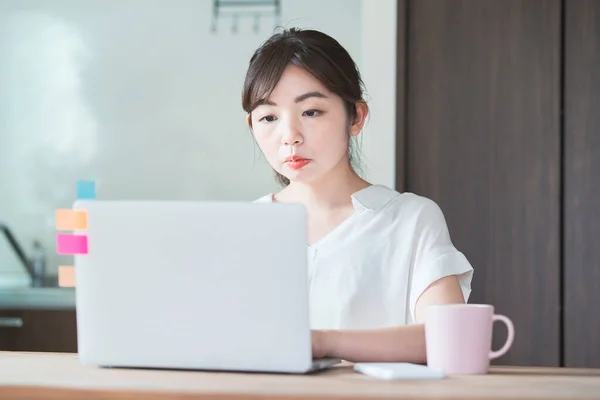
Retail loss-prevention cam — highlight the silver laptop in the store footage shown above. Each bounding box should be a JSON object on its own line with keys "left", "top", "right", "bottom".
{"left": 73, "top": 200, "right": 340, "bottom": 373}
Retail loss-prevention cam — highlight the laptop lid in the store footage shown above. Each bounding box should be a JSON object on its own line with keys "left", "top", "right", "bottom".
{"left": 73, "top": 200, "right": 313, "bottom": 373}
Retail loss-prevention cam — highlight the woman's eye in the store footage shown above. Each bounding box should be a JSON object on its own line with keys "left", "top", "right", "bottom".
{"left": 259, "top": 115, "right": 277, "bottom": 123}
{"left": 303, "top": 109, "right": 322, "bottom": 117}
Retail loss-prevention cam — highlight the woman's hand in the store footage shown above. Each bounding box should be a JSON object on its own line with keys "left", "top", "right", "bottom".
{"left": 311, "top": 330, "right": 330, "bottom": 359}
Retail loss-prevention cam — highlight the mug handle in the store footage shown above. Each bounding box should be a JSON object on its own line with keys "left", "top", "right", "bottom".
{"left": 489, "top": 314, "right": 515, "bottom": 360}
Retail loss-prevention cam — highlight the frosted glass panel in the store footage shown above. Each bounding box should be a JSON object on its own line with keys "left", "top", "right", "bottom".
{"left": 0, "top": 0, "right": 362, "bottom": 282}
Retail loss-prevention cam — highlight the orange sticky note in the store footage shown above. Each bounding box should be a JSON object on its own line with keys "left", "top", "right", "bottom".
{"left": 58, "top": 266, "right": 76, "bottom": 287}
{"left": 56, "top": 209, "right": 87, "bottom": 231}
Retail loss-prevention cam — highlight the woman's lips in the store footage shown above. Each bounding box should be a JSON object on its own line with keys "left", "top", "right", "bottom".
{"left": 286, "top": 159, "right": 310, "bottom": 170}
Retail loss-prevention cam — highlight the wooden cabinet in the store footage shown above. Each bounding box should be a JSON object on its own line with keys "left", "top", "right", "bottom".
{"left": 396, "top": 0, "right": 600, "bottom": 368}
{"left": 0, "top": 309, "right": 77, "bottom": 353}
{"left": 564, "top": 0, "right": 600, "bottom": 368}
{"left": 399, "top": 0, "right": 561, "bottom": 367}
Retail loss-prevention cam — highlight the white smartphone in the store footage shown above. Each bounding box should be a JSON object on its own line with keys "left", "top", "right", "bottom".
{"left": 353, "top": 363, "right": 445, "bottom": 380}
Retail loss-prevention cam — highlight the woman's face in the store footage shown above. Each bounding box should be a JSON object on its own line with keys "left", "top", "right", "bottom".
{"left": 247, "top": 64, "right": 364, "bottom": 185}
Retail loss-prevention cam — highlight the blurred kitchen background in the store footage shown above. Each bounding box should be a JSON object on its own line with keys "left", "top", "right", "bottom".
{"left": 0, "top": 0, "right": 396, "bottom": 286}
{"left": 0, "top": 0, "right": 598, "bottom": 370}
{"left": 0, "top": 0, "right": 398, "bottom": 357}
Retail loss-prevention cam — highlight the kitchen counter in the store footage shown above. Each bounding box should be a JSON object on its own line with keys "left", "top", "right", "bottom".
{"left": 0, "top": 287, "right": 75, "bottom": 309}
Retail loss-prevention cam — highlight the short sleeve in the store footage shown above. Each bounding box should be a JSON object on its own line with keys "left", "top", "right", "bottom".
{"left": 407, "top": 198, "right": 474, "bottom": 324}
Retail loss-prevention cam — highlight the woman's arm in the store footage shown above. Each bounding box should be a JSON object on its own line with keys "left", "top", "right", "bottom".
{"left": 313, "top": 323, "right": 427, "bottom": 363}
{"left": 312, "top": 275, "right": 466, "bottom": 363}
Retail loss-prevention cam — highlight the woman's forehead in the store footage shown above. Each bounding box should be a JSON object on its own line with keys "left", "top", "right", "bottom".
{"left": 276, "top": 64, "right": 324, "bottom": 85}
{"left": 250, "top": 64, "right": 343, "bottom": 112}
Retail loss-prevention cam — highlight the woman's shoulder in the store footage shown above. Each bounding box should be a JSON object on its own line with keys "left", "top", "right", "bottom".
{"left": 371, "top": 187, "right": 449, "bottom": 231}
{"left": 393, "top": 191, "right": 444, "bottom": 214}
{"left": 366, "top": 185, "right": 442, "bottom": 215}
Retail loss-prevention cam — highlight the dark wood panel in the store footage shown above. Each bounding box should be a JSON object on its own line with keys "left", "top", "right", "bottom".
{"left": 564, "top": 0, "right": 600, "bottom": 368}
{"left": 406, "top": 0, "right": 561, "bottom": 366}
{"left": 395, "top": 0, "right": 407, "bottom": 192}
{"left": 0, "top": 310, "right": 22, "bottom": 351}
{"left": 0, "top": 312, "right": 17, "bottom": 350}
{"left": 0, "top": 309, "right": 77, "bottom": 352}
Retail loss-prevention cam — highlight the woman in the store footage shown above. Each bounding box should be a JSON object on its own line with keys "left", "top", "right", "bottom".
{"left": 242, "top": 28, "right": 473, "bottom": 363}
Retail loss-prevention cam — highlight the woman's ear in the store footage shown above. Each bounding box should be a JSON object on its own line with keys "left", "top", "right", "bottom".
{"left": 349, "top": 101, "right": 369, "bottom": 137}
{"left": 245, "top": 113, "right": 253, "bottom": 131}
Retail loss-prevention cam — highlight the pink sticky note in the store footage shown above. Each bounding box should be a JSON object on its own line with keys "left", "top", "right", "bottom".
{"left": 56, "top": 233, "right": 88, "bottom": 255}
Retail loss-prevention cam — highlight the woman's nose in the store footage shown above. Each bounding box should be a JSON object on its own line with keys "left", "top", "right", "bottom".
{"left": 283, "top": 137, "right": 302, "bottom": 145}
{"left": 280, "top": 121, "right": 303, "bottom": 146}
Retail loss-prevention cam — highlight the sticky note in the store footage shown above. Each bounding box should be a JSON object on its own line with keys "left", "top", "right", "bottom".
{"left": 58, "top": 266, "right": 76, "bottom": 287}
{"left": 77, "top": 180, "right": 96, "bottom": 200}
{"left": 55, "top": 209, "right": 87, "bottom": 231}
{"left": 56, "top": 233, "right": 88, "bottom": 255}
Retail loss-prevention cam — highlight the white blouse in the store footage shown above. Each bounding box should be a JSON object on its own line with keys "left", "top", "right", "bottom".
{"left": 255, "top": 184, "right": 474, "bottom": 330}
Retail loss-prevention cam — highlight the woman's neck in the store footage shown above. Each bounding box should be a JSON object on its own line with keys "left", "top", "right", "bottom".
{"left": 275, "top": 162, "right": 371, "bottom": 212}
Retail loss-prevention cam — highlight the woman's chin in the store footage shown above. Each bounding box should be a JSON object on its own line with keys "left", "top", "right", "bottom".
{"left": 283, "top": 172, "right": 322, "bottom": 185}
{"left": 280, "top": 163, "right": 332, "bottom": 185}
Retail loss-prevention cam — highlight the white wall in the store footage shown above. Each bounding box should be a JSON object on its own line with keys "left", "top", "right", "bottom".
{"left": 360, "top": 0, "right": 397, "bottom": 189}
{"left": 0, "top": 0, "right": 395, "bottom": 283}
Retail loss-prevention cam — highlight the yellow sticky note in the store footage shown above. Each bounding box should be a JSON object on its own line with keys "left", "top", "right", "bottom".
{"left": 55, "top": 209, "right": 87, "bottom": 231}
{"left": 58, "top": 266, "right": 76, "bottom": 287}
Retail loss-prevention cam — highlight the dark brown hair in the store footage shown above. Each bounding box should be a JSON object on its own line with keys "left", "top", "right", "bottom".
{"left": 242, "top": 27, "right": 367, "bottom": 187}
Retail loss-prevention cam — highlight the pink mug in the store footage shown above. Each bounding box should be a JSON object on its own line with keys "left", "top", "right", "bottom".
{"left": 425, "top": 304, "right": 515, "bottom": 375}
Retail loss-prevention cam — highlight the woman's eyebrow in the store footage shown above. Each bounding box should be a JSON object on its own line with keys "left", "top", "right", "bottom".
{"left": 256, "top": 91, "right": 328, "bottom": 107}
{"left": 294, "top": 91, "right": 328, "bottom": 103}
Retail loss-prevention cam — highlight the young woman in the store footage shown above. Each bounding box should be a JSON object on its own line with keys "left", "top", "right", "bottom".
{"left": 242, "top": 28, "right": 473, "bottom": 363}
